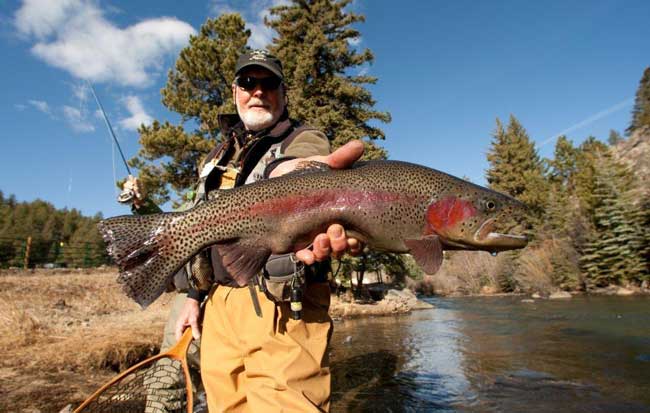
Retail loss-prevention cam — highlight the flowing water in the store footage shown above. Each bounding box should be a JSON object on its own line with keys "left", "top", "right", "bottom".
{"left": 328, "top": 295, "right": 650, "bottom": 412}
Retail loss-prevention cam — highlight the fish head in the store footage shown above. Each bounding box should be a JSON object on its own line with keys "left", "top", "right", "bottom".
{"left": 424, "top": 184, "right": 529, "bottom": 253}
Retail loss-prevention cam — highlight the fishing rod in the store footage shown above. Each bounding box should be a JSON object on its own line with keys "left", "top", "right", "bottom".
{"left": 87, "top": 81, "right": 135, "bottom": 204}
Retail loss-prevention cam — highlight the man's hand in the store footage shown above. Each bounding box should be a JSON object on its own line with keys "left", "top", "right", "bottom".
{"left": 174, "top": 297, "right": 201, "bottom": 341}
{"left": 270, "top": 140, "right": 365, "bottom": 265}
{"left": 121, "top": 175, "right": 146, "bottom": 208}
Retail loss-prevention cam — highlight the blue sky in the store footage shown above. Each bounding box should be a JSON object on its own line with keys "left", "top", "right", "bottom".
{"left": 0, "top": 0, "right": 648, "bottom": 219}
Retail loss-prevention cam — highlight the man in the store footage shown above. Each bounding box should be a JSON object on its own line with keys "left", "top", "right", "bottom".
{"left": 129, "top": 49, "right": 363, "bottom": 412}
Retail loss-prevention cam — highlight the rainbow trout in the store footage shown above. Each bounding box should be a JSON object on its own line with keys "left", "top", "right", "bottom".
{"left": 99, "top": 161, "right": 528, "bottom": 307}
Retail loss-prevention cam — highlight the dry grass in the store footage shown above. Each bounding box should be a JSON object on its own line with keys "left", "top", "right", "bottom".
{"left": 414, "top": 251, "right": 501, "bottom": 295}
{"left": 513, "top": 240, "right": 558, "bottom": 293}
{"left": 0, "top": 268, "right": 173, "bottom": 412}
{"left": 413, "top": 241, "right": 581, "bottom": 296}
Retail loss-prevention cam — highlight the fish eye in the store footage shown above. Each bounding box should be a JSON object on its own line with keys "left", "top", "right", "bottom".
{"left": 484, "top": 200, "right": 497, "bottom": 211}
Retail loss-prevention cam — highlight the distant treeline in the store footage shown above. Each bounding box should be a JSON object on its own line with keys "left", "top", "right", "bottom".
{"left": 0, "top": 193, "right": 108, "bottom": 268}
{"left": 482, "top": 118, "right": 649, "bottom": 292}
{"left": 479, "top": 67, "right": 650, "bottom": 292}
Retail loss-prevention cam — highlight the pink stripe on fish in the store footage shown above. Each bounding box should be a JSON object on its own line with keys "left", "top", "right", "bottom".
{"left": 248, "top": 189, "right": 420, "bottom": 217}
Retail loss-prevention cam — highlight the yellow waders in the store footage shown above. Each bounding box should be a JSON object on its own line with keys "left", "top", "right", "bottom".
{"left": 200, "top": 282, "right": 333, "bottom": 412}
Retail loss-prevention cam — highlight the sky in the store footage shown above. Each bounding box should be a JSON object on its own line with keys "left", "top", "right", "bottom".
{"left": 0, "top": 0, "right": 648, "bottom": 219}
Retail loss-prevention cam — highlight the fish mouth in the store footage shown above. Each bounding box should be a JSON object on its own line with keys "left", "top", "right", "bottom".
{"left": 473, "top": 218, "right": 528, "bottom": 250}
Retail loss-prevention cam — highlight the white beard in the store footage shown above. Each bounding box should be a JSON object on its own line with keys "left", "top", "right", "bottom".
{"left": 239, "top": 109, "right": 275, "bottom": 131}
{"left": 237, "top": 96, "right": 278, "bottom": 131}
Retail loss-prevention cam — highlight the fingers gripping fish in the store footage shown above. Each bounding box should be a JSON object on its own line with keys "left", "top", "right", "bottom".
{"left": 99, "top": 161, "right": 529, "bottom": 308}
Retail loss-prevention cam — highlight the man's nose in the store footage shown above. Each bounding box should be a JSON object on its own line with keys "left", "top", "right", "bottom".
{"left": 251, "top": 86, "right": 265, "bottom": 97}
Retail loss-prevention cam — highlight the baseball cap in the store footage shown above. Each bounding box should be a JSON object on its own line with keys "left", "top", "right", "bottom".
{"left": 235, "top": 50, "right": 284, "bottom": 80}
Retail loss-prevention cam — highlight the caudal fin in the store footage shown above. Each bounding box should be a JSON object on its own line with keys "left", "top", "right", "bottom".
{"left": 98, "top": 213, "right": 183, "bottom": 308}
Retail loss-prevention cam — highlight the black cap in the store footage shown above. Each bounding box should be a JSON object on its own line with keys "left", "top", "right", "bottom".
{"left": 235, "top": 50, "right": 284, "bottom": 80}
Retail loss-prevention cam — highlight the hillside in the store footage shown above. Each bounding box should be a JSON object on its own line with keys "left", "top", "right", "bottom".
{"left": 613, "top": 126, "right": 650, "bottom": 184}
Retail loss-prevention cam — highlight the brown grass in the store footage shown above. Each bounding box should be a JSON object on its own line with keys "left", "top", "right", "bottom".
{"left": 0, "top": 268, "right": 172, "bottom": 412}
{"left": 413, "top": 241, "right": 579, "bottom": 296}
{"left": 414, "top": 251, "right": 501, "bottom": 295}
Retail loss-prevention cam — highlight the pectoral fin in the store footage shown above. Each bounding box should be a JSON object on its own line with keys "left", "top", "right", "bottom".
{"left": 404, "top": 235, "right": 444, "bottom": 275}
{"left": 215, "top": 241, "right": 271, "bottom": 286}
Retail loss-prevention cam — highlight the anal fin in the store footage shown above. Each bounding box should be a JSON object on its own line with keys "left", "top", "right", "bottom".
{"left": 216, "top": 241, "right": 271, "bottom": 286}
{"left": 404, "top": 235, "right": 444, "bottom": 275}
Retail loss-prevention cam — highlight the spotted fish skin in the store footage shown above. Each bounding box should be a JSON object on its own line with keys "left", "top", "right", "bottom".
{"left": 99, "top": 160, "right": 528, "bottom": 307}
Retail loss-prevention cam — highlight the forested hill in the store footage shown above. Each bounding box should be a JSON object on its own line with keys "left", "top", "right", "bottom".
{"left": 614, "top": 126, "right": 650, "bottom": 183}
{"left": 0, "top": 194, "right": 108, "bottom": 268}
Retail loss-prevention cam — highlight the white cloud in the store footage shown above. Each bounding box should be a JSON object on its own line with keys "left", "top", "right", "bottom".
{"left": 14, "top": 0, "right": 196, "bottom": 87}
{"left": 247, "top": 9, "right": 276, "bottom": 49}
{"left": 70, "top": 81, "right": 90, "bottom": 102}
{"left": 348, "top": 36, "right": 362, "bottom": 46}
{"left": 63, "top": 105, "right": 95, "bottom": 132}
{"left": 28, "top": 99, "right": 52, "bottom": 115}
{"left": 209, "top": 0, "right": 288, "bottom": 49}
{"left": 118, "top": 95, "right": 153, "bottom": 131}
{"left": 14, "top": 103, "right": 27, "bottom": 111}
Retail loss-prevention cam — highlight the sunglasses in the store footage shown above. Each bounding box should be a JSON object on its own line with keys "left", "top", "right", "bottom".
{"left": 235, "top": 75, "right": 282, "bottom": 92}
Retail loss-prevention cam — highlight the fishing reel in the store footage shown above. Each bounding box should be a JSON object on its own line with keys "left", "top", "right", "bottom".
{"left": 117, "top": 188, "right": 135, "bottom": 204}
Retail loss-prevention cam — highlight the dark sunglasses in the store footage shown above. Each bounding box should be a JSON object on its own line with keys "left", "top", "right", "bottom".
{"left": 235, "top": 75, "right": 282, "bottom": 91}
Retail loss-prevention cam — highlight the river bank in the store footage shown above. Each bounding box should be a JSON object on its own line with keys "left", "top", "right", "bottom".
{"left": 0, "top": 268, "right": 435, "bottom": 412}
{"left": 330, "top": 288, "right": 434, "bottom": 319}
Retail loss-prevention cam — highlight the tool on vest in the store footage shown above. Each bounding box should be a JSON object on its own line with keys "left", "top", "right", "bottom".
{"left": 289, "top": 254, "right": 304, "bottom": 320}
{"left": 248, "top": 279, "right": 263, "bottom": 317}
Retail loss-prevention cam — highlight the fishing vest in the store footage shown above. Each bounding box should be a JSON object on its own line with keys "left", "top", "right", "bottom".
{"left": 186, "top": 113, "right": 327, "bottom": 289}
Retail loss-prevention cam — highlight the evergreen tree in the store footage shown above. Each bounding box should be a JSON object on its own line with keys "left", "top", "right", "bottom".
{"left": 608, "top": 129, "right": 624, "bottom": 146}
{"left": 573, "top": 137, "right": 609, "bottom": 219}
{"left": 486, "top": 115, "right": 548, "bottom": 222}
{"left": 579, "top": 154, "right": 646, "bottom": 286}
{"left": 0, "top": 195, "right": 108, "bottom": 268}
{"left": 544, "top": 136, "right": 578, "bottom": 236}
{"left": 627, "top": 67, "right": 650, "bottom": 135}
{"left": 267, "top": 0, "right": 390, "bottom": 159}
{"left": 131, "top": 15, "right": 250, "bottom": 205}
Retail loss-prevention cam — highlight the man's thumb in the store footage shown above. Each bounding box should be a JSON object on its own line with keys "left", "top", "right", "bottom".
{"left": 190, "top": 319, "right": 201, "bottom": 340}
{"left": 326, "top": 140, "right": 364, "bottom": 169}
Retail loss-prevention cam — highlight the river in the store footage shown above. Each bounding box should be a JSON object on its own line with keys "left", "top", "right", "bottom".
{"left": 328, "top": 295, "right": 650, "bottom": 412}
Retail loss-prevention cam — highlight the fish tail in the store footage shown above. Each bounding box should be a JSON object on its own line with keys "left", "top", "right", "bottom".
{"left": 98, "top": 213, "right": 182, "bottom": 308}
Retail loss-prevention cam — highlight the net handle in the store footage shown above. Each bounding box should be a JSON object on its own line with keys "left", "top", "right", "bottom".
{"left": 74, "top": 327, "right": 195, "bottom": 413}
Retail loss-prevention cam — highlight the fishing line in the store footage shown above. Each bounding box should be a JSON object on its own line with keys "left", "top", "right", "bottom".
{"left": 87, "top": 81, "right": 132, "bottom": 175}
{"left": 87, "top": 80, "right": 135, "bottom": 202}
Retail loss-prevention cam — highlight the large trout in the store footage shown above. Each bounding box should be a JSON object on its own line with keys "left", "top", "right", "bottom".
{"left": 99, "top": 161, "right": 528, "bottom": 307}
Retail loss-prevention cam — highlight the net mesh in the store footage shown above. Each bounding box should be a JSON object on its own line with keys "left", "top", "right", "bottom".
{"left": 78, "top": 357, "right": 189, "bottom": 413}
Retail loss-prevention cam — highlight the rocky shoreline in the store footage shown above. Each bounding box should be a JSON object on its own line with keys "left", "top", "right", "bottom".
{"left": 329, "top": 288, "right": 434, "bottom": 319}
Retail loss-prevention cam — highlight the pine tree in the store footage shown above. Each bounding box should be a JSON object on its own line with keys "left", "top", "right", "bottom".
{"left": 608, "top": 129, "right": 624, "bottom": 146}
{"left": 544, "top": 136, "right": 578, "bottom": 236}
{"left": 571, "top": 137, "right": 608, "bottom": 218}
{"left": 486, "top": 115, "right": 548, "bottom": 223}
{"left": 627, "top": 67, "right": 650, "bottom": 135}
{"left": 131, "top": 14, "right": 250, "bottom": 205}
{"left": 579, "top": 154, "right": 646, "bottom": 287}
{"left": 267, "top": 0, "right": 390, "bottom": 159}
